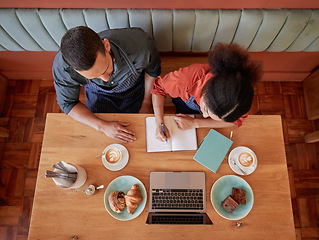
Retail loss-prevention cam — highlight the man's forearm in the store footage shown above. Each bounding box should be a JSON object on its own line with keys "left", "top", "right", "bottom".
{"left": 67, "top": 102, "right": 104, "bottom": 131}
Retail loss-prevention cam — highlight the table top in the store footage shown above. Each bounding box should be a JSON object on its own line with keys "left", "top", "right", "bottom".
{"left": 28, "top": 113, "right": 295, "bottom": 240}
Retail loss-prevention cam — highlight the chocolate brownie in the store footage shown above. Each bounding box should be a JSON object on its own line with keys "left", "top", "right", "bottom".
{"left": 221, "top": 195, "right": 239, "bottom": 213}
{"left": 232, "top": 187, "right": 246, "bottom": 205}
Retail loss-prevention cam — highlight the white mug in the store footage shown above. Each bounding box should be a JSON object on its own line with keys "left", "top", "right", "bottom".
{"left": 52, "top": 163, "right": 87, "bottom": 189}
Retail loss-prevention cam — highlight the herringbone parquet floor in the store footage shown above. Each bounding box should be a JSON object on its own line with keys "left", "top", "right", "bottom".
{"left": 0, "top": 80, "right": 318, "bottom": 239}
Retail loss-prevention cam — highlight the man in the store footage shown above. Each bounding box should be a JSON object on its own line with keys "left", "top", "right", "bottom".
{"left": 52, "top": 26, "right": 161, "bottom": 142}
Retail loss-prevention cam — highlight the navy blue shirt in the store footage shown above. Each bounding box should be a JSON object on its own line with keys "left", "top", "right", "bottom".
{"left": 52, "top": 28, "right": 161, "bottom": 114}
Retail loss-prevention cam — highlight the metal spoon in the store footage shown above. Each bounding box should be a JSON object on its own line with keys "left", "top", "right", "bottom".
{"left": 45, "top": 170, "right": 78, "bottom": 180}
{"left": 57, "top": 161, "right": 76, "bottom": 174}
{"left": 95, "top": 152, "right": 105, "bottom": 158}
{"left": 52, "top": 163, "right": 64, "bottom": 171}
{"left": 231, "top": 159, "right": 247, "bottom": 176}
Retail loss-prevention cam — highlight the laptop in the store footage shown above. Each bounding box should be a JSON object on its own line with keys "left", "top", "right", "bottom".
{"left": 146, "top": 171, "right": 213, "bottom": 225}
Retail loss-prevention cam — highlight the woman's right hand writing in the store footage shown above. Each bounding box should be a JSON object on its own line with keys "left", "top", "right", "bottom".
{"left": 155, "top": 123, "right": 170, "bottom": 142}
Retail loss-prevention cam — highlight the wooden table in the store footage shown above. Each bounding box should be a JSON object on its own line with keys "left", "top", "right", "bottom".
{"left": 28, "top": 113, "right": 296, "bottom": 240}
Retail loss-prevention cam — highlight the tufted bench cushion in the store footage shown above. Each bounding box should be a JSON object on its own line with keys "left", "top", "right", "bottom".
{"left": 0, "top": 8, "right": 319, "bottom": 81}
{"left": 0, "top": 8, "right": 319, "bottom": 52}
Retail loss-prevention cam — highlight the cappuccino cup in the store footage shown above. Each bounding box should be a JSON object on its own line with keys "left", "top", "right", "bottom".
{"left": 105, "top": 147, "right": 122, "bottom": 164}
{"left": 237, "top": 151, "right": 254, "bottom": 168}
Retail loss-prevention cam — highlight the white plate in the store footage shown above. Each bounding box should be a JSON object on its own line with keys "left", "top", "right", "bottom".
{"left": 228, "top": 146, "right": 257, "bottom": 176}
{"left": 102, "top": 144, "right": 129, "bottom": 171}
{"left": 104, "top": 176, "right": 147, "bottom": 221}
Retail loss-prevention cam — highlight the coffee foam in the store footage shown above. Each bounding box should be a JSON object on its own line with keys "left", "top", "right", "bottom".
{"left": 238, "top": 152, "right": 254, "bottom": 167}
{"left": 105, "top": 148, "right": 122, "bottom": 164}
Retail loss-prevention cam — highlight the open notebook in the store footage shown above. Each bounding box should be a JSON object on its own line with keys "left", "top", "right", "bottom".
{"left": 145, "top": 116, "right": 197, "bottom": 153}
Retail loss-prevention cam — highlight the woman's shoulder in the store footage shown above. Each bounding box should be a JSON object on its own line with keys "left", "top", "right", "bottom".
{"left": 186, "top": 63, "right": 210, "bottom": 71}
{"left": 179, "top": 63, "right": 210, "bottom": 79}
{"left": 183, "top": 64, "right": 211, "bottom": 80}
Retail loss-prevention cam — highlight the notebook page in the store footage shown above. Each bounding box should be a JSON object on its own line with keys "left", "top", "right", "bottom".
{"left": 169, "top": 116, "right": 197, "bottom": 151}
{"left": 145, "top": 117, "right": 172, "bottom": 152}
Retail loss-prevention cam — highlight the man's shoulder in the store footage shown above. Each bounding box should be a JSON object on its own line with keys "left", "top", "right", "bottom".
{"left": 98, "top": 27, "right": 147, "bottom": 40}
{"left": 52, "top": 50, "right": 85, "bottom": 84}
{"left": 99, "top": 28, "right": 154, "bottom": 58}
{"left": 53, "top": 50, "right": 67, "bottom": 70}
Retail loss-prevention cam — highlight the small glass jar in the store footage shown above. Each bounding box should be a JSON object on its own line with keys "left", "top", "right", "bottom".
{"left": 83, "top": 184, "right": 96, "bottom": 195}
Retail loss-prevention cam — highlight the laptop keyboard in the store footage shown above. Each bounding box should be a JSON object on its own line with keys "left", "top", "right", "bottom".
{"left": 151, "top": 189, "right": 204, "bottom": 210}
{"left": 151, "top": 215, "right": 204, "bottom": 224}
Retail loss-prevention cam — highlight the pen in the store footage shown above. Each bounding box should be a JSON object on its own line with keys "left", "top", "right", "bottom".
{"left": 161, "top": 123, "right": 168, "bottom": 142}
{"left": 161, "top": 123, "right": 167, "bottom": 137}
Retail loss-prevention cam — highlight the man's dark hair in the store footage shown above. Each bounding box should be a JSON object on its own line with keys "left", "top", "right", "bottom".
{"left": 203, "top": 43, "right": 263, "bottom": 122}
{"left": 60, "top": 26, "right": 106, "bottom": 71}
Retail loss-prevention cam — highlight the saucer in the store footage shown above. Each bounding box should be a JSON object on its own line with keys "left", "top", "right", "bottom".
{"left": 211, "top": 175, "right": 254, "bottom": 220}
{"left": 104, "top": 175, "right": 147, "bottom": 221}
{"left": 102, "top": 144, "right": 129, "bottom": 171}
{"left": 228, "top": 146, "right": 257, "bottom": 176}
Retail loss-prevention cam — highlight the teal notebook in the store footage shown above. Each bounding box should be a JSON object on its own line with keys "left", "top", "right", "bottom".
{"left": 193, "top": 129, "right": 233, "bottom": 173}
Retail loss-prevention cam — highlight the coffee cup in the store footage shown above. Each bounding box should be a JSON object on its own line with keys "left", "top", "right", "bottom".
{"left": 105, "top": 147, "right": 122, "bottom": 164}
{"left": 236, "top": 151, "right": 255, "bottom": 169}
{"left": 102, "top": 144, "right": 129, "bottom": 171}
{"left": 52, "top": 163, "right": 87, "bottom": 189}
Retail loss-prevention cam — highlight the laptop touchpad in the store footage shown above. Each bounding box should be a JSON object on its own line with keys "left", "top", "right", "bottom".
{"left": 165, "top": 172, "right": 190, "bottom": 188}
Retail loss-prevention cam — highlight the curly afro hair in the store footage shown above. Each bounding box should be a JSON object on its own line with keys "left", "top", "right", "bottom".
{"left": 202, "top": 43, "right": 263, "bottom": 122}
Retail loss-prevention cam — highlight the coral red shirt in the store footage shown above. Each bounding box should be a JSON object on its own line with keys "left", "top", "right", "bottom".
{"left": 151, "top": 63, "right": 247, "bottom": 127}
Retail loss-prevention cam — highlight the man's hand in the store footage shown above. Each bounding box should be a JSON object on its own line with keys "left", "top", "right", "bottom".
{"left": 68, "top": 103, "right": 137, "bottom": 142}
{"left": 101, "top": 121, "right": 136, "bottom": 143}
{"left": 174, "top": 114, "right": 197, "bottom": 130}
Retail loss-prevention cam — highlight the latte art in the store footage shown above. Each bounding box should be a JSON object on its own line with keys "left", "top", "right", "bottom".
{"left": 238, "top": 152, "right": 254, "bottom": 167}
{"left": 105, "top": 148, "right": 122, "bottom": 164}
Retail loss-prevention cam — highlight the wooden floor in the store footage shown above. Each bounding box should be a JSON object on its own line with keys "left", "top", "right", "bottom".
{"left": 0, "top": 80, "right": 318, "bottom": 240}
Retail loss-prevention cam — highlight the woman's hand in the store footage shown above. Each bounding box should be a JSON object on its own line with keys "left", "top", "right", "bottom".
{"left": 155, "top": 123, "right": 171, "bottom": 142}
{"left": 174, "top": 113, "right": 197, "bottom": 130}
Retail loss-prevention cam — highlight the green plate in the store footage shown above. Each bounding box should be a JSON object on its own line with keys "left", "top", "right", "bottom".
{"left": 210, "top": 175, "right": 254, "bottom": 220}
{"left": 104, "top": 175, "right": 147, "bottom": 221}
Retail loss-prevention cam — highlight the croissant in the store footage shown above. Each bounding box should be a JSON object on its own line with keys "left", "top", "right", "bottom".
{"left": 108, "top": 191, "right": 126, "bottom": 213}
{"left": 124, "top": 184, "right": 143, "bottom": 214}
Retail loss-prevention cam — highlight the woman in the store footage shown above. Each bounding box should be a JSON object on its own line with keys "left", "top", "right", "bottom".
{"left": 151, "top": 43, "right": 262, "bottom": 142}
